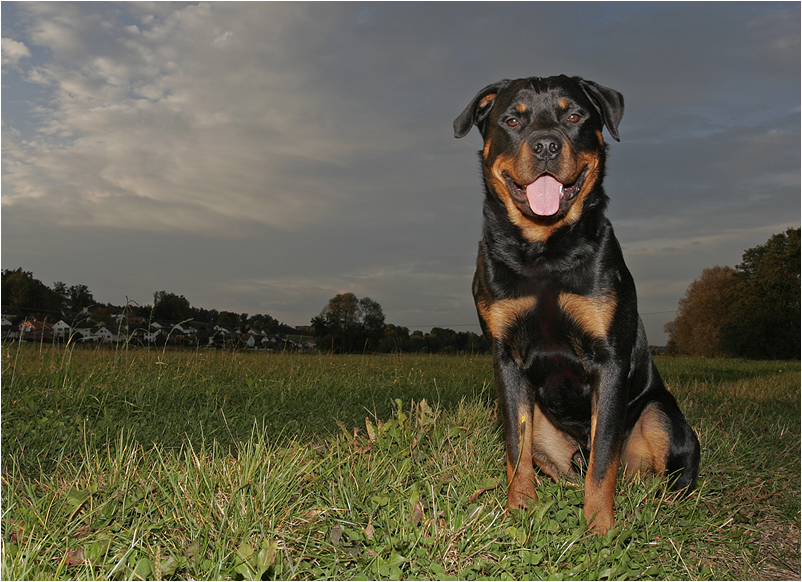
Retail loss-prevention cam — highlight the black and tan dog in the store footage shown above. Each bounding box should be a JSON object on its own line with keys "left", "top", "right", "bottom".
{"left": 454, "top": 75, "right": 700, "bottom": 533}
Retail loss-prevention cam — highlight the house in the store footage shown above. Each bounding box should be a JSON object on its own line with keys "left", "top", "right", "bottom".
{"left": 19, "top": 320, "right": 54, "bottom": 341}
{"left": 143, "top": 328, "right": 161, "bottom": 343}
{"left": 128, "top": 315, "right": 146, "bottom": 326}
{"left": 112, "top": 313, "right": 146, "bottom": 327}
{"left": 1, "top": 306, "right": 20, "bottom": 319}
{"left": 248, "top": 329, "right": 268, "bottom": 346}
{"left": 213, "top": 325, "right": 238, "bottom": 336}
{"left": 173, "top": 323, "right": 198, "bottom": 335}
{"left": 127, "top": 326, "right": 160, "bottom": 344}
{"left": 52, "top": 320, "right": 71, "bottom": 339}
{"left": 2, "top": 317, "right": 18, "bottom": 340}
{"left": 72, "top": 323, "right": 95, "bottom": 341}
{"left": 93, "top": 325, "right": 120, "bottom": 343}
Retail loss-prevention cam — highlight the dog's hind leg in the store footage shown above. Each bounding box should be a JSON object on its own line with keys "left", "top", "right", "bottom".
{"left": 622, "top": 400, "right": 700, "bottom": 493}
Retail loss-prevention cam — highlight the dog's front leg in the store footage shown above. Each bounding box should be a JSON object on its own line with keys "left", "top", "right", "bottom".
{"left": 584, "top": 369, "right": 628, "bottom": 533}
{"left": 493, "top": 354, "right": 539, "bottom": 511}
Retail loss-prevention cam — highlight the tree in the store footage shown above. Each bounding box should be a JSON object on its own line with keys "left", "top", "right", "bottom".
{"left": 379, "top": 324, "right": 411, "bottom": 352}
{"left": 719, "top": 228, "right": 800, "bottom": 359}
{"left": 216, "top": 311, "right": 240, "bottom": 328}
{"left": 312, "top": 293, "right": 386, "bottom": 352}
{"left": 50, "top": 281, "right": 95, "bottom": 316}
{"left": 192, "top": 307, "right": 219, "bottom": 325}
{"left": 152, "top": 291, "right": 192, "bottom": 322}
{"left": 358, "top": 297, "right": 385, "bottom": 346}
{"left": 456, "top": 330, "right": 488, "bottom": 353}
{"left": 1, "top": 268, "right": 62, "bottom": 316}
{"left": 68, "top": 284, "right": 95, "bottom": 309}
{"left": 53, "top": 281, "right": 68, "bottom": 299}
{"left": 92, "top": 306, "right": 113, "bottom": 326}
{"left": 427, "top": 327, "right": 458, "bottom": 353}
{"left": 248, "top": 313, "right": 281, "bottom": 333}
{"left": 665, "top": 266, "right": 737, "bottom": 356}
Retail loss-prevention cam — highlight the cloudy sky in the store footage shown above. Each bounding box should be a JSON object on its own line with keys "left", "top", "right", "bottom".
{"left": 2, "top": 2, "right": 799, "bottom": 343}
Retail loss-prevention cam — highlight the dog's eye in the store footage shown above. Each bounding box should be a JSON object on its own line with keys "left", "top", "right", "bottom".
{"left": 504, "top": 117, "right": 520, "bottom": 128}
{"left": 567, "top": 113, "right": 582, "bottom": 123}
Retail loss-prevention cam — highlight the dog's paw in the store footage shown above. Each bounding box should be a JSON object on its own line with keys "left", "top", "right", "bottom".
{"left": 506, "top": 488, "right": 538, "bottom": 513}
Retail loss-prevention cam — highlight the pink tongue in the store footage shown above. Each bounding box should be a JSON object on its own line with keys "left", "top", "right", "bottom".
{"left": 526, "top": 175, "right": 563, "bottom": 216}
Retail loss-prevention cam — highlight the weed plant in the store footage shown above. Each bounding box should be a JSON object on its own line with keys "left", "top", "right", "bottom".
{"left": 2, "top": 344, "right": 799, "bottom": 580}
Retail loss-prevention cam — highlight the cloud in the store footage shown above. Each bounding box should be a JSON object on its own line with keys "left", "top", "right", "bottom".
{"left": 4, "top": 2, "right": 494, "bottom": 244}
{"left": 3, "top": 3, "right": 408, "bottom": 234}
{"left": 6, "top": 3, "right": 797, "bottom": 237}
{"left": 1, "top": 37, "right": 31, "bottom": 66}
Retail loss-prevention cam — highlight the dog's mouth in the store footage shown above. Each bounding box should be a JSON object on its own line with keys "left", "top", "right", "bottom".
{"left": 504, "top": 169, "right": 587, "bottom": 217}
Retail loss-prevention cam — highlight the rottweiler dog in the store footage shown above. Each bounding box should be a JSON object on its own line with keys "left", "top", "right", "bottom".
{"left": 454, "top": 75, "right": 700, "bottom": 533}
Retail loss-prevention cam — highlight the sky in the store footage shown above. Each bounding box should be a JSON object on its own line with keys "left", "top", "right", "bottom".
{"left": 2, "top": 2, "right": 799, "bottom": 344}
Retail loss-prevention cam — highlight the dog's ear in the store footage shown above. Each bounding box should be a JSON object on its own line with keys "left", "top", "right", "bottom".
{"left": 453, "top": 80, "right": 510, "bottom": 138}
{"left": 579, "top": 80, "right": 624, "bottom": 142}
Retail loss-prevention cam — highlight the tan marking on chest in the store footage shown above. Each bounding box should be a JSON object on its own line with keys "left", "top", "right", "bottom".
{"left": 558, "top": 292, "right": 617, "bottom": 340}
{"left": 477, "top": 296, "right": 537, "bottom": 339}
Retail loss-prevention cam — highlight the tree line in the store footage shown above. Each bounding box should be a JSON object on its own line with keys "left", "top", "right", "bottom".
{"left": 0, "top": 270, "right": 489, "bottom": 353}
{"left": 7, "top": 226, "right": 796, "bottom": 359}
{"left": 310, "top": 291, "right": 488, "bottom": 354}
{"left": 1, "top": 269, "right": 298, "bottom": 336}
{"left": 664, "top": 228, "right": 800, "bottom": 360}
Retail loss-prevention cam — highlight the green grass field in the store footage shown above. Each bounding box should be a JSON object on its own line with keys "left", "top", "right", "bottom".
{"left": 2, "top": 345, "right": 799, "bottom": 580}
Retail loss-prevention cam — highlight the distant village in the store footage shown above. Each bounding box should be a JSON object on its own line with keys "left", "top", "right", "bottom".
{"left": 1, "top": 305, "right": 316, "bottom": 351}
{"left": 1, "top": 269, "right": 491, "bottom": 354}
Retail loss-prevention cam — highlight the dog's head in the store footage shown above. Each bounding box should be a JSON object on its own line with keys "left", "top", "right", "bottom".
{"left": 455, "top": 75, "right": 624, "bottom": 241}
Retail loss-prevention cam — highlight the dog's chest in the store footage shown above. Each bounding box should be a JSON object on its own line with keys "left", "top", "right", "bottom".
{"left": 511, "top": 291, "right": 597, "bottom": 433}
{"left": 482, "top": 286, "right": 615, "bottom": 356}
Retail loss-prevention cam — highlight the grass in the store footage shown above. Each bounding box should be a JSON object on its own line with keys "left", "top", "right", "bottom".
{"left": 1, "top": 344, "right": 799, "bottom": 580}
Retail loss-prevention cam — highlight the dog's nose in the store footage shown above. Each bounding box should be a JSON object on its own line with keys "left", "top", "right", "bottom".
{"left": 531, "top": 135, "right": 562, "bottom": 161}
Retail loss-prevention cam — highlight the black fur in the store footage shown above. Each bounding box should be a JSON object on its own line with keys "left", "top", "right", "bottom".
{"left": 455, "top": 75, "right": 700, "bottom": 533}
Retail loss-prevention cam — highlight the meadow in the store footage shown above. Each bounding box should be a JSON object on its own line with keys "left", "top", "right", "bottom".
{"left": 1, "top": 344, "right": 799, "bottom": 580}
